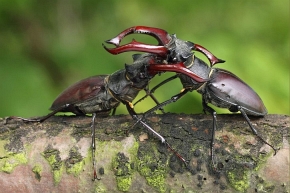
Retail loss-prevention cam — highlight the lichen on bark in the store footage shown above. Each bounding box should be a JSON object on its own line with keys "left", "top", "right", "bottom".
{"left": 0, "top": 114, "right": 289, "bottom": 192}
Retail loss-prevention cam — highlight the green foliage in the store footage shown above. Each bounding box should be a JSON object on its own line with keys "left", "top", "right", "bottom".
{"left": 0, "top": 0, "right": 289, "bottom": 117}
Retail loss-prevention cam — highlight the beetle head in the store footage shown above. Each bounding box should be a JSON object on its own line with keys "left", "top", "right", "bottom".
{"left": 125, "top": 55, "right": 151, "bottom": 88}
{"left": 166, "top": 35, "right": 194, "bottom": 63}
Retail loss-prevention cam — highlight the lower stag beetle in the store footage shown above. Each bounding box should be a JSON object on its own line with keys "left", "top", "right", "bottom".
{"left": 103, "top": 26, "right": 278, "bottom": 168}
{"left": 8, "top": 54, "right": 154, "bottom": 180}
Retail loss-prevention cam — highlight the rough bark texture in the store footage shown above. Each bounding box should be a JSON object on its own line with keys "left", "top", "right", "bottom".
{"left": 0, "top": 114, "right": 289, "bottom": 193}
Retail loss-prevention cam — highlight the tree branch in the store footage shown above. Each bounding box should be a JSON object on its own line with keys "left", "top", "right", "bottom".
{"left": 0, "top": 114, "right": 289, "bottom": 192}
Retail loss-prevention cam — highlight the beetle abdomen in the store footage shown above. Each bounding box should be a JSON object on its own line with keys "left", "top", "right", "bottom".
{"left": 50, "top": 75, "right": 110, "bottom": 114}
{"left": 206, "top": 69, "right": 267, "bottom": 116}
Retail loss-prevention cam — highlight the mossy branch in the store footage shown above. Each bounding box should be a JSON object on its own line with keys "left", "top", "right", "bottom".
{"left": 0, "top": 114, "right": 289, "bottom": 192}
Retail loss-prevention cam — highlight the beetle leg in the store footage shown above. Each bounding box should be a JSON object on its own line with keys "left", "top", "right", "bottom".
{"left": 149, "top": 75, "right": 179, "bottom": 95}
{"left": 133, "top": 75, "right": 180, "bottom": 114}
{"left": 202, "top": 98, "right": 218, "bottom": 169}
{"left": 4, "top": 116, "right": 41, "bottom": 124}
{"left": 4, "top": 104, "right": 71, "bottom": 124}
{"left": 91, "top": 113, "right": 101, "bottom": 181}
{"left": 111, "top": 108, "right": 117, "bottom": 116}
{"left": 125, "top": 102, "right": 188, "bottom": 166}
{"left": 135, "top": 75, "right": 179, "bottom": 108}
{"left": 238, "top": 106, "right": 278, "bottom": 155}
{"left": 125, "top": 102, "right": 166, "bottom": 143}
{"left": 105, "top": 26, "right": 171, "bottom": 47}
{"left": 135, "top": 88, "right": 191, "bottom": 166}
{"left": 133, "top": 87, "right": 166, "bottom": 113}
{"left": 143, "top": 88, "right": 190, "bottom": 118}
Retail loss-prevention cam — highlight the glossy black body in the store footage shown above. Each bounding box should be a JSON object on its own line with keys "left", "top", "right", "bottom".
{"left": 176, "top": 55, "right": 267, "bottom": 116}
{"left": 49, "top": 54, "right": 152, "bottom": 117}
{"left": 10, "top": 53, "right": 154, "bottom": 181}
{"left": 199, "top": 68, "right": 267, "bottom": 116}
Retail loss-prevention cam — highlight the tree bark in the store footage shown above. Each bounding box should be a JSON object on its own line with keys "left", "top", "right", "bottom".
{"left": 0, "top": 114, "right": 289, "bottom": 193}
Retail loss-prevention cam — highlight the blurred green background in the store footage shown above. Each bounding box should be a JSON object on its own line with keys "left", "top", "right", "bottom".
{"left": 0, "top": 0, "right": 289, "bottom": 118}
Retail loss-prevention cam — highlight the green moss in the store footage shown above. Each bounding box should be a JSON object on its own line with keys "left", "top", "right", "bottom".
{"left": 65, "top": 147, "right": 84, "bottom": 177}
{"left": 49, "top": 155, "right": 63, "bottom": 184}
{"left": 1, "top": 152, "right": 27, "bottom": 173}
{"left": 53, "top": 166, "right": 64, "bottom": 185}
{"left": 46, "top": 154, "right": 56, "bottom": 165}
{"left": 128, "top": 141, "right": 139, "bottom": 158}
{"left": 112, "top": 156, "right": 132, "bottom": 176}
{"left": 254, "top": 152, "right": 272, "bottom": 171}
{"left": 112, "top": 152, "right": 134, "bottom": 191}
{"left": 258, "top": 183, "right": 275, "bottom": 192}
{"left": 83, "top": 140, "right": 122, "bottom": 180}
{"left": 0, "top": 140, "right": 8, "bottom": 155}
{"left": 120, "top": 122, "right": 130, "bottom": 129}
{"left": 138, "top": 165, "right": 151, "bottom": 176}
{"left": 110, "top": 139, "right": 140, "bottom": 192}
{"left": 145, "top": 172, "right": 166, "bottom": 193}
{"left": 42, "top": 148, "right": 64, "bottom": 185}
{"left": 116, "top": 176, "right": 132, "bottom": 192}
{"left": 94, "top": 183, "right": 107, "bottom": 193}
{"left": 227, "top": 171, "right": 249, "bottom": 192}
{"left": 32, "top": 164, "right": 42, "bottom": 181}
{"left": 255, "top": 178, "right": 275, "bottom": 193}
{"left": 66, "top": 160, "right": 84, "bottom": 176}
{"left": 136, "top": 143, "right": 167, "bottom": 193}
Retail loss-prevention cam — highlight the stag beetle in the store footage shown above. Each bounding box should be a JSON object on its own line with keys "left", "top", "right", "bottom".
{"left": 8, "top": 55, "right": 152, "bottom": 180}
{"left": 103, "top": 26, "right": 278, "bottom": 167}
{"left": 8, "top": 51, "right": 208, "bottom": 179}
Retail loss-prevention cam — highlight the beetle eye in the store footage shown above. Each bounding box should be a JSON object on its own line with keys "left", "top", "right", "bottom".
{"left": 140, "top": 72, "right": 146, "bottom": 79}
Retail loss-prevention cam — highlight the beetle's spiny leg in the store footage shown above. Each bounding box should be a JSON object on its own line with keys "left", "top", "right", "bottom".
{"left": 202, "top": 98, "right": 218, "bottom": 169}
{"left": 125, "top": 103, "right": 189, "bottom": 166}
{"left": 91, "top": 113, "right": 101, "bottom": 181}
{"left": 134, "top": 75, "right": 179, "bottom": 108}
{"left": 165, "top": 141, "right": 188, "bottom": 166}
{"left": 238, "top": 106, "right": 279, "bottom": 155}
{"left": 4, "top": 104, "right": 71, "bottom": 124}
{"left": 134, "top": 87, "right": 165, "bottom": 113}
